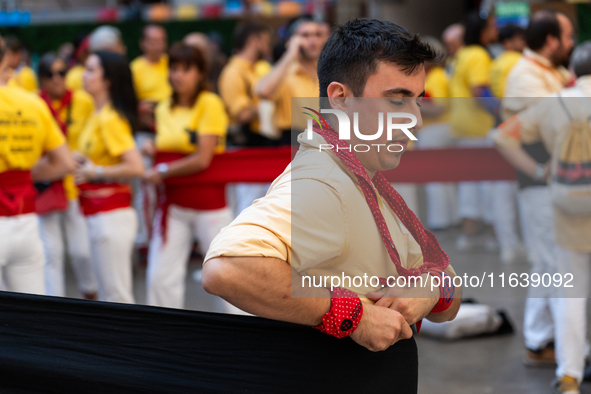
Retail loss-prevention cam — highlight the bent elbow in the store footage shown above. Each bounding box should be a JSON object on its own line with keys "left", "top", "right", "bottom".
{"left": 202, "top": 258, "right": 227, "bottom": 296}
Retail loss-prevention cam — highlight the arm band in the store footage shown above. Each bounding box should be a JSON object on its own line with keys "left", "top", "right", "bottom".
{"left": 314, "top": 287, "right": 363, "bottom": 339}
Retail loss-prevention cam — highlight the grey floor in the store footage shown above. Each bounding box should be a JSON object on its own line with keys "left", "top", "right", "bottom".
{"left": 61, "top": 226, "right": 591, "bottom": 394}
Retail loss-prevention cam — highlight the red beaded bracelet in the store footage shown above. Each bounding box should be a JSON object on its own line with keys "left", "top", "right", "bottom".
{"left": 314, "top": 287, "right": 363, "bottom": 338}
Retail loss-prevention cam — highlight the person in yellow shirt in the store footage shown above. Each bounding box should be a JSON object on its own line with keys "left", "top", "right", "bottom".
{"left": 141, "top": 43, "right": 233, "bottom": 310}
{"left": 75, "top": 51, "right": 144, "bottom": 304}
{"left": 0, "top": 36, "right": 75, "bottom": 295}
{"left": 490, "top": 25, "right": 526, "bottom": 98}
{"left": 449, "top": 11, "right": 499, "bottom": 251}
{"left": 5, "top": 36, "right": 38, "bottom": 92}
{"left": 256, "top": 16, "right": 321, "bottom": 146}
{"left": 65, "top": 35, "right": 90, "bottom": 92}
{"left": 36, "top": 52, "right": 98, "bottom": 300}
{"left": 218, "top": 22, "right": 272, "bottom": 147}
{"left": 131, "top": 25, "right": 172, "bottom": 129}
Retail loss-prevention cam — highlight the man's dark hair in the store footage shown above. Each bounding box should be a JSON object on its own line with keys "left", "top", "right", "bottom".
{"left": 286, "top": 15, "right": 315, "bottom": 38}
{"left": 317, "top": 18, "right": 437, "bottom": 98}
{"left": 38, "top": 52, "right": 61, "bottom": 80}
{"left": 233, "top": 22, "right": 270, "bottom": 52}
{"left": 464, "top": 11, "right": 490, "bottom": 47}
{"left": 4, "top": 36, "right": 22, "bottom": 53}
{"left": 94, "top": 50, "right": 139, "bottom": 133}
{"left": 525, "top": 10, "right": 562, "bottom": 51}
{"left": 499, "top": 24, "right": 525, "bottom": 43}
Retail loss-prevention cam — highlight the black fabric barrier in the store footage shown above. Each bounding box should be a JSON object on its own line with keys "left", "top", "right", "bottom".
{"left": 0, "top": 292, "right": 418, "bottom": 394}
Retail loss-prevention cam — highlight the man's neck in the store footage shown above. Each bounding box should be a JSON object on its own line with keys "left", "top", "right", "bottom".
{"left": 144, "top": 54, "right": 162, "bottom": 64}
{"left": 530, "top": 48, "right": 555, "bottom": 67}
{"left": 48, "top": 91, "right": 65, "bottom": 101}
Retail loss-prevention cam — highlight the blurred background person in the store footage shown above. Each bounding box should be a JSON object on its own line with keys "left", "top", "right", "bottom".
{"left": 487, "top": 24, "right": 527, "bottom": 266}
{"left": 449, "top": 10, "right": 499, "bottom": 251}
{"left": 130, "top": 24, "right": 172, "bottom": 254}
{"left": 65, "top": 34, "right": 90, "bottom": 92}
{"left": 142, "top": 43, "right": 233, "bottom": 311}
{"left": 442, "top": 22, "right": 464, "bottom": 79}
{"left": 37, "top": 52, "right": 98, "bottom": 299}
{"left": 255, "top": 15, "right": 321, "bottom": 145}
{"left": 75, "top": 51, "right": 143, "bottom": 303}
{"left": 88, "top": 26, "right": 126, "bottom": 55}
{"left": 218, "top": 21, "right": 272, "bottom": 215}
{"left": 5, "top": 36, "right": 38, "bottom": 92}
{"left": 416, "top": 36, "right": 458, "bottom": 230}
{"left": 0, "top": 35, "right": 75, "bottom": 295}
{"left": 501, "top": 9, "right": 575, "bottom": 371}
{"left": 184, "top": 32, "right": 227, "bottom": 93}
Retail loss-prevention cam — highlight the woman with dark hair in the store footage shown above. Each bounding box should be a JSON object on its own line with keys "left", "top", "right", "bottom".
{"left": 37, "top": 52, "right": 98, "bottom": 300}
{"left": 449, "top": 10, "right": 499, "bottom": 252}
{"left": 142, "top": 43, "right": 232, "bottom": 309}
{"left": 75, "top": 50, "right": 144, "bottom": 303}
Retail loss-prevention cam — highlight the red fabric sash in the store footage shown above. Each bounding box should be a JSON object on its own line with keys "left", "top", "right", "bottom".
{"left": 153, "top": 151, "right": 227, "bottom": 243}
{"left": 35, "top": 181, "right": 68, "bottom": 215}
{"left": 78, "top": 183, "right": 131, "bottom": 216}
{"left": 0, "top": 171, "right": 37, "bottom": 216}
{"left": 312, "top": 125, "right": 450, "bottom": 278}
{"left": 40, "top": 90, "right": 73, "bottom": 135}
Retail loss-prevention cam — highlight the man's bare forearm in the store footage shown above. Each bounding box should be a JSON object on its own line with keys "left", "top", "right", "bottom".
{"left": 202, "top": 256, "right": 330, "bottom": 326}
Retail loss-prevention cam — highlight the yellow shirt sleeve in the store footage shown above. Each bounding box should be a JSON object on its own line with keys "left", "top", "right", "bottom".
{"left": 17, "top": 67, "right": 39, "bottom": 92}
{"left": 38, "top": 98, "right": 66, "bottom": 152}
{"left": 194, "top": 93, "right": 229, "bottom": 138}
{"left": 218, "top": 66, "right": 252, "bottom": 119}
{"left": 99, "top": 109, "right": 136, "bottom": 157}
{"left": 466, "top": 49, "right": 492, "bottom": 88}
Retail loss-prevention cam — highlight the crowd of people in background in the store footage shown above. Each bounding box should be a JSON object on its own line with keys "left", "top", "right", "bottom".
{"left": 1, "top": 9, "right": 591, "bottom": 394}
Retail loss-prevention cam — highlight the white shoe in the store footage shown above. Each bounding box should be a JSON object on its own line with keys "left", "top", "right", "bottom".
{"left": 456, "top": 234, "right": 479, "bottom": 251}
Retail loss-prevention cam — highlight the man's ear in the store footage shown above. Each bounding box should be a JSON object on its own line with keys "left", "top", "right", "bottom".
{"left": 546, "top": 34, "right": 559, "bottom": 51}
{"left": 326, "top": 81, "right": 352, "bottom": 112}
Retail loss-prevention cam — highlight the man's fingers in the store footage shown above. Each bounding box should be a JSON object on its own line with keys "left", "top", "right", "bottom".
{"left": 399, "top": 320, "right": 413, "bottom": 340}
{"left": 366, "top": 289, "right": 387, "bottom": 301}
{"left": 374, "top": 297, "right": 394, "bottom": 308}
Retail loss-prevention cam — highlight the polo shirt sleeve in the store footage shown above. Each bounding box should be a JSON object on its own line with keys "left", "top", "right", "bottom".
{"left": 195, "top": 93, "right": 228, "bottom": 138}
{"left": 493, "top": 100, "right": 545, "bottom": 148}
{"left": 466, "top": 50, "right": 492, "bottom": 88}
{"left": 204, "top": 178, "right": 346, "bottom": 274}
{"left": 218, "top": 66, "right": 252, "bottom": 119}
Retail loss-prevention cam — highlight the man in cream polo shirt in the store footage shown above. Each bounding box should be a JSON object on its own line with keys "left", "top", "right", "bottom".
{"left": 203, "top": 19, "right": 461, "bottom": 353}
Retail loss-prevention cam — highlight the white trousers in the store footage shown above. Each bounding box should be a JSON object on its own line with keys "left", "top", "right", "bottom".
{"left": 521, "top": 187, "right": 559, "bottom": 351}
{"left": 490, "top": 180, "right": 521, "bottom": 252}
{"left": 554, "top": 248, "right": 591, "bottom": 382}
{"left": 455, "top": 138, "right": 495, "bottom": 224}
{"left": 86, "top": 208, "right": 137, "bottom": 303}
{"left": 147, "top": 205, "right": 233, "bottom": 309}
{"left": 416, "top": 122, "right": 459, "bottom": 229}
{"left": 0, "top": 213, "right": 45, "bottom": 294}
{"left": 39, "top": 200, "right": 97, "bottom": 297}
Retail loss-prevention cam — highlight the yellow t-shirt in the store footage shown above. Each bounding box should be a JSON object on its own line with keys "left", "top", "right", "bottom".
{"left": 449, "top": 45, "right": 495, "bottom": 138}
{"left": 155, "top": 91, "right": 228, "bottom": 155}
{"left": 130, "top": 55, "right": 172, "bottom": 103}
{"left": 65, "top": 64, "right": 85, "bottom": 92}
{"left": 490, "top": 50, "right": 522, "bottom": 98}
{"left": 218, "top": 56, "right": 258, "bottom": 126}
{"left": 423, "top": 66, "right": 450, "bottom": 125}
{"left": 8, "top": 65, "right": 38, "bottom": 93}
{"left": 78, "top": 104, "right": 136, "bottom": 166}
{"left": 48, "top": 89, "right": 95, "bottom": 200}
{"left": 0, "top": 86, "right": 65, "bottom": 173}
{"left": 272, "top": 62, "right": 319, "bottom": 130}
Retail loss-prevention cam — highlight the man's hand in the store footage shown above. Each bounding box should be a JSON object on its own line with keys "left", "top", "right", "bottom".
{"left": 350, "top": 302, "right": 413, "bottom": 352}
{"left": 143, "top": 167, "right": 164, "bottom": 185}
{"left": 285, "top": 35, "right": 305, "bottom": 61}
{"left": 366, "top": 274, "right": 439, "bottom": 325}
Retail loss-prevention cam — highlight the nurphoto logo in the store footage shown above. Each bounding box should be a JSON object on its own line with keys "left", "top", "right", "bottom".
{"left": 302, "top": 107, "right": 417, "bottom": 153}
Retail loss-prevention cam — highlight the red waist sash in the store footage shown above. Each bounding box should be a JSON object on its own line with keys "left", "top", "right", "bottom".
{"left": 0, "top": 170, "right": 37, "bottom": 216}
{"left": 78, "top": 182, "right": 132, "bottom": 216}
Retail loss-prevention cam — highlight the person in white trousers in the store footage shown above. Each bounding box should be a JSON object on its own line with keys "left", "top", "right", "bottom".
{"left": 143, "top": 43, "right": 239, "bottom": 313}
{"left": 36, "top": 52, "right": 98, "bottom": 299}
{"left": 494, "top": 40, "right": 591, "bottom": 393}
{"left": 500, "top": 9, "right": 574, "bottom": 370}
{"left": 75, "top": 51, "right": 144, "bottom": 304}
{"left": 0, "top": 35, "right": 76, "bottom": 295}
